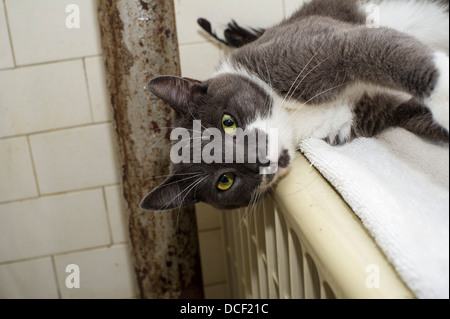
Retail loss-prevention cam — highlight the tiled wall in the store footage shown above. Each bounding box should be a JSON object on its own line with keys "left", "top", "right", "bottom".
{"left": 0, "top": 0, "right": 299, "bottom": 299}
{"left": 0, "top": 0, "right": 136, "bottom": 298}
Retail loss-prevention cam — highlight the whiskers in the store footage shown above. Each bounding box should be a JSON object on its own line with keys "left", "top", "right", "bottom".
{"left": 279, "top": 29, "right": 332, "bottom": 110}
{"left": 148, "top": 171, "right": 202, "bottom": 180}
{"left": 148, "top": 173, "right": 207, "bottom": 222}
{"left": 142, "top": 171, "right": 203, "bottom": 186}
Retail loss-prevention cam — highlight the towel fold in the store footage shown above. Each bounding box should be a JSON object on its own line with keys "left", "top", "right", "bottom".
{"left": 300, "top": 128, "right": 449, "bottom": 299}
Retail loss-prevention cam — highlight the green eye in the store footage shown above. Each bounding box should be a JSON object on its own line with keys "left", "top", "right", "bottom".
{"left": 222, "top": 114, "right": 237, "bottom": 134}
{"left": 217, "top": 173, "right": 234, "bottom": 191}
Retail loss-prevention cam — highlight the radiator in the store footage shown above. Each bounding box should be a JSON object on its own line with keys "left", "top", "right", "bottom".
{"left": 221, "top": 154, "right": 414, "bottom": 299}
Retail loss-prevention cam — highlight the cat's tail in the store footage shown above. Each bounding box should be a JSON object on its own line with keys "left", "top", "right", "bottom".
{"left": 197, "top": 18, "right": 264, "bottom": 48}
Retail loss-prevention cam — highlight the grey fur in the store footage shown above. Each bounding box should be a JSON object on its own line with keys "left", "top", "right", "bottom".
{"left": 230, "top": 3, "right": 438, "bottom": 102}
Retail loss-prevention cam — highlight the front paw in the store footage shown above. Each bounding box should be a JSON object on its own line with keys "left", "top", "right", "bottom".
{"left": 425, "top": 52, "right": 449, "bottom": 131}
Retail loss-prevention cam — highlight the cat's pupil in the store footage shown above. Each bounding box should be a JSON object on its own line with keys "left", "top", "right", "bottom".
{"left": 223, "top": 119, "right": 234, "bottom": 127}
{"left": 223, "top": 120, "right": 234, "bottom": 127}
{"left": 219, "top": 175, "right": 229, "bottom": 183}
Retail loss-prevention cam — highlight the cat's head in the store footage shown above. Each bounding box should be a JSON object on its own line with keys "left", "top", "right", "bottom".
{"left": 140, "top": 74, "right": 292, "bottom": 211}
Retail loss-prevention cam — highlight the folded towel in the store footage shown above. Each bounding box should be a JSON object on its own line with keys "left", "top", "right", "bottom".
{"left": 300, "top": 128, "right": 449, "bottom": 299}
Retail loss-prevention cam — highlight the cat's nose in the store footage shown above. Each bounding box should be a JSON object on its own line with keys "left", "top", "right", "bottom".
{"left": 278, "top": 149, "right": 290, "bottom": 168}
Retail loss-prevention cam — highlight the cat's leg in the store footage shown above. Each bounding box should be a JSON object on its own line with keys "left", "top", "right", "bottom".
{"left": 343, "top": 27, "right": 449, "bottom": 132}
{"left": 352, "top": 93, "right": 449, "bottom": 143}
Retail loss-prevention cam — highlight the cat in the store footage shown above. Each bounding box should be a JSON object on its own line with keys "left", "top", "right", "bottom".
{"left": 140, "top": 0, "right": 449, "bottom": 211}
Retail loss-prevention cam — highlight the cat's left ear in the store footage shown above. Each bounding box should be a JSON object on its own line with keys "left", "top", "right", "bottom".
{"left": 146, "top": 76, "right": 207, "bottom": 114}
{"left": 140, "top": 173, "right": 199, "bottom": 211}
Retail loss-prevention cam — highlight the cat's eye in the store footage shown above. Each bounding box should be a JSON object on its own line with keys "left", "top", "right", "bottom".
{"left": 222, "top": 114, "right": 237, "bottom": 134}
{"left": 217, "top": 173, "right": 234, "bottom": 191}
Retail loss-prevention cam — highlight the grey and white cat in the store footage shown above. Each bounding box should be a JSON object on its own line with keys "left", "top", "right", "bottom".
{"left": 141, "top": 0, "right": 449, "bottom": 211}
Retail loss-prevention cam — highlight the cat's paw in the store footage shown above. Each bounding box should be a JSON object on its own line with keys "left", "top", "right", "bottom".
{"left": 424, "top": 52, "right": 449, "bottom": 131}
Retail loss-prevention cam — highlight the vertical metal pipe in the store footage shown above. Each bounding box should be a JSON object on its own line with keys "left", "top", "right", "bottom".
{"left": 98, "top": 0, "right": 204, "bottom": 298}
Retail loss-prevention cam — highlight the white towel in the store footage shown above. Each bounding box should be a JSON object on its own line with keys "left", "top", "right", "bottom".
{"left": 299, "top": 128, "right": 449, "bottom": 299}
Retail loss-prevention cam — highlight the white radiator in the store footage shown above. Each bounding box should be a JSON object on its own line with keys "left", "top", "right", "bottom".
{"left": 221, "top": 154, "right": 414, "bottom": 299}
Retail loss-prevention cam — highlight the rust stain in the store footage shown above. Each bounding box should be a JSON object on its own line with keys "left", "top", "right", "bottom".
{"left": 98, "top": 0, "right": 203, "bottom": 299}
{"left": 139, "top": 0, "right": 149, "bottom": 11}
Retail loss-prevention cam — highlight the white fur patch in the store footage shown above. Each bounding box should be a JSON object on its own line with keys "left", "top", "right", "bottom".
{"left": 424, "top": 52, "right": 450, "bottom": 131}
{"left": 365, "top": 0, "right": 449, "bottom": 53}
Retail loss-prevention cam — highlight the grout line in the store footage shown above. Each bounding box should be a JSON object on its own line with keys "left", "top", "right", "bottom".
{"left": 203, "top": 278, "right": 229, "bottom": 287}
{"left": 0, "top": 195, "right": 40, "bottom": 206}
{"left": 2, "top": 0, "right": 17, "bottom": 67}
{"left": 0, "top": 65, "right": 14, "bottom": 71}
{"left": 0, "top": 183, "right": 121, "bottom": 206}
{"left": 2, "top": 54, "right": 104, "bottom": 70}
{"left": 51, "top": 255, "right": 62, "bottom": 299}
{"left": 203, "top": 280, "right": 227, "bottom": 288}
{"left": 0, "top": 120, "right": 112, "bottom": 142}
{"left": 61, "top": 243, "right": 129, "bottom": 258}
{"left": 26, "top": 135, "right": 42, "bottom": 196}
{"left": 197, "top": 226, "right": 222, "bottom": 233}
{"left": 101, "top": 186, "right": 115, "bottom": 245}
{"left": 0, "top": 243, "right": 130, "bottom": 267}
{"left": 82, "top": 57, "right": 96, "bottom": 123}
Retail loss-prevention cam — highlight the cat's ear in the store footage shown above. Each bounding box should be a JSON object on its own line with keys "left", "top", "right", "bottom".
{"left": 140, "top": 173, "right": 199, "bottom": 211}
{"left": 146, "top": 76, "right": 207, "bottom": 114}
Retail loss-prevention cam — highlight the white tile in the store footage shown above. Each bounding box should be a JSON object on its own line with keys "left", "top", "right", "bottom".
{"left": 175, "top": 0, "right": 284, "bottom": 44}
{"left": 195, "top": 203, "right": 221, "bottom": 231}
{"left": 54, "top": 244, "right": 138, "bottom": 299}
{"left": 204, "top": 282, "right": 229, "bottom": 299}
{"left": 84, "top": 56, "right": 112, "bottom": 122}
{"left": 104, "top": 185, "right": 129, "bottom": 244}
{"left": 198, "top": 229, "right": 226, "bottom": 285}
{"left": 179, "top": 42, "right": 225, "bottom": 80}
{"left": 0, "top": 60, "right": 92, "bottom": 138}
{"left": 5, "top": 0, "right": 102, "bottom": 65}
{"left": 0, "top": 257, "right": 59, "bottom": 298}
{"left": 29, "top": 123, "right": 120, "bottom": 194}
{"left": 0, "top": 137, "right": 38, "bottom": 203}
{"left": 0, "top": 2, "right": 14, "bottom": 69}
{"left": 0, "top": 189, "right": 110, "bottom": 263}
